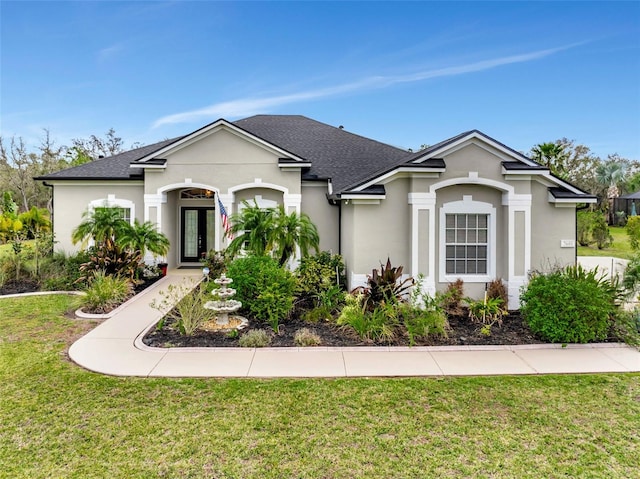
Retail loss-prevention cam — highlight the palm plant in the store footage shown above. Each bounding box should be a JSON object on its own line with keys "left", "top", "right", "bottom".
{"left": 117, "top": 219, "right": 170, "bottom": 259}
{"left": 596, "top": 161, "right": 627, "bottom": 199}
{"left": 271, "top": 206, "right": 319, "bottom": 266}
{"left": 71, "top": 207, "right": 129, "bottom": 249}
{"left": 531, "top": 142, "right": 568, "bottom": 178}
{"left": 18, "top": 206, "right": 51, "bottom": 238}
{"left": 226, "top": 201, "right": 275, "bottom": 258}
{"left": 226, "top": 201, "right": 320, "bottom": 266}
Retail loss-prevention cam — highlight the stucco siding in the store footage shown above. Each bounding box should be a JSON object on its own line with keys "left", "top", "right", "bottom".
{"left": 531, "top": 181, "right": 576, "bottom": 270}
{"left": 301, "top": 183, "right": 339, "bottom": 253}
{"left": 345, "top": 179, "right": 411, "bottom": 286}
{"left": 50, "top": 182, "right": 144, "bottom": 254}
{"left": 144, "top": 128, "right": 301, "bottom": 197}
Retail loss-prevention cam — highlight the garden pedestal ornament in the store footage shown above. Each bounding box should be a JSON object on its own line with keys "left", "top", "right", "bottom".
{"left": 203, "top": 273, "right": 248, "bottom": 331}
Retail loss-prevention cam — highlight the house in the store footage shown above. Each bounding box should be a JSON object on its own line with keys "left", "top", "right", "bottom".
{"left": 37, "top": 115, "right": 596, "bottom": 308}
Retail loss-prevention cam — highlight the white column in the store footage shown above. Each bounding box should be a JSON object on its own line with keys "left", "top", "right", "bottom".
{"left": 143, "top": 193, "right": 167, "bottom": 264}
{"left": 503, "top": 193, "right": 532, "bottom": 309}
{"left": 408, "top": 192, "right": 437, "bottom": 296}
{"left": 217, "top": 193, "right": 235, "bottom": 251}
{"left": 283, "top": 193, "right": 302, "bottom": 214}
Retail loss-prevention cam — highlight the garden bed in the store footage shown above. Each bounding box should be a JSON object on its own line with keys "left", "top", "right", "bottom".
{"left": 0, "top": 275, "right": 162, "bottom": 299}
{"left": 142, "top": 311, "right": 590, "bottom": 348}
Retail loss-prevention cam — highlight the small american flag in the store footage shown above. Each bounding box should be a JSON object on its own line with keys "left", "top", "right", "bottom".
{"left": 217, "top": 196, "right": 233, "bottom": 240}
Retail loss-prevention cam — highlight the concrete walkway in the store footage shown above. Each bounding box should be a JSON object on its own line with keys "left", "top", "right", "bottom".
{"left": 68, "top": 271, "right": 640, "bottom": 378}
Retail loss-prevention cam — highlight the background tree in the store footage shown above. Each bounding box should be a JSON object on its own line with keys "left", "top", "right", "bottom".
{"left": 70, "top": 128, "right": 127, "bottom": 159}
{"left": 530, "top": 142, "right": 568, "bottom": 179}
{"left": 0, "top": 128, "right": 135, "bottom": 214}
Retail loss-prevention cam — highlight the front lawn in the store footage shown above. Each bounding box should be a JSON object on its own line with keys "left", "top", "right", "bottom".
{"left": 578, "top": 225, "right": 635, "bottom": 259}
{"left": 1, "top": 295, "right": 639, "bottom": 478}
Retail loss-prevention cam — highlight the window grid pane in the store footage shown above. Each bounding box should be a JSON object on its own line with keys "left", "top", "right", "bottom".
{"left": 445, "top": 213, "right": 488, "bottom": 275}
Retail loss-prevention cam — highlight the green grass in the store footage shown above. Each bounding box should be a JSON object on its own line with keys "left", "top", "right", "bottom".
{"left": 578, "top": 225, "right": 635, "bottom": 260}
{"left": 1, "top": 295, "right": 639, "bottom": 478}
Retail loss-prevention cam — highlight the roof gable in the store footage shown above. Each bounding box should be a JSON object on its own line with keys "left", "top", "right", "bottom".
{"left": 132, "top": 118, "right": 307, "bottom": 164}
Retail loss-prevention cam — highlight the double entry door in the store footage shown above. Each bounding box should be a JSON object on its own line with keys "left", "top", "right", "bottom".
{"left": 180, "top": 207, "right": 215, "bottom": 262}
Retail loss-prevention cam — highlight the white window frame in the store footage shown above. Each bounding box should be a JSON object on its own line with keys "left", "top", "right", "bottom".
{"left": 86, "top": 196, "right": 136, "bottom": 248}
{"left": 88, "top": 196, "right": 135, "bottom": 225}
{"left": 439, "top": 196, "right": 496, "bottom": 283}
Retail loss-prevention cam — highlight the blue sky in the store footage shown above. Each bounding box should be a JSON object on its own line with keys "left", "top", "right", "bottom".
{"left": 2, "top": 1, "right": 639, "bottom": 160}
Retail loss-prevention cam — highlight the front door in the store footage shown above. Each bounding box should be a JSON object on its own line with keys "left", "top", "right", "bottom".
{"left": 181, "top": 207, "right": 215, "bottom": 262}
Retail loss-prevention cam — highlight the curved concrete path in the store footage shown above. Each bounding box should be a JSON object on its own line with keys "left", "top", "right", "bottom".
{"left": 67, "top": 271, "right": 640, "bottom": 378}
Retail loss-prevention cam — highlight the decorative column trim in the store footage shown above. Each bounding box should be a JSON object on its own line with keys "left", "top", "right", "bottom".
{"left": 408, "top": 192, "right": 436, "bottom": 294}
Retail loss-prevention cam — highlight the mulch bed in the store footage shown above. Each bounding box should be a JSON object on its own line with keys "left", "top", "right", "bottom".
{"left": 0, "top": 275, "right": 162, "bottom": 298}
{"left": 143, "top": 311, "right": 550, "bottom": 348}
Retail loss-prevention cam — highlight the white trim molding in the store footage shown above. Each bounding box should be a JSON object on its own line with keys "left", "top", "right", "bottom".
{"left": 88, "top": 196, "right": 135, "bottom": 225}
{"left": 439, "top": 196, "right": 497, "bottom": 284}
{"left": 408, "top": 192, "right": 436, "bottom": 294}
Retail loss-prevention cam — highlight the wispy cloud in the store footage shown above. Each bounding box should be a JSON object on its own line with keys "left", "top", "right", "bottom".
{"left": 152, "top": 43, "right": 583, "bottom": 128}
{"left": 98, "top": 43, "right": 125, "bottom": 62}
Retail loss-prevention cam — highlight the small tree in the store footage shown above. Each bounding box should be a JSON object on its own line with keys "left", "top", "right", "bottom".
{"left": 117, "top": 219, "right": 170, "bottom": 260}
{"left": 627, "top": 216, "right": 640, "bottom": 250}
{"left": 592, "top": 213, "right": 612, "bottom": 249}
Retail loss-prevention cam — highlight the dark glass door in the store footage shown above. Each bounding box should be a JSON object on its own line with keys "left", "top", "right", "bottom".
{"left": 181, "top": 207, "right": 215, "bottom": 262}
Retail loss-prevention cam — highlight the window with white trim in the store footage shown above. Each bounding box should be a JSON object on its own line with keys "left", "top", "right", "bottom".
{"left": 95, "top": 206, "right": 131, "bottom": 223}
{"left": 445, "top": 214, "right": 488, "bottom": 274}
{"left": 439, "top": 196, "right": 496, "bottom": 282}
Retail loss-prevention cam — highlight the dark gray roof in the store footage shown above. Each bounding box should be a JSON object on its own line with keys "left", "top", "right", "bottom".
{"left": 36, "top": 115, "right": 593, "bottom": 202}
{"left": 502, "top": 161, "right": 548, "bottom": 171}
{"left": 620, "top": 191, "right": 640, "bottom": 200}
{"left": 233, "top": 115, "right": 410, "bottom": 193}
{"left": 36, "top": 137, "right": 181, "bottom": 180}
{"left": 549, "top": 187, "right": 597, "bottom": 201}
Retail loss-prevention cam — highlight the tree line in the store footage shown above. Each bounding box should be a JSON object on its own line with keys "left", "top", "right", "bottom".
{"left": 0, "top": 128, "right": 135, "bottom": 213}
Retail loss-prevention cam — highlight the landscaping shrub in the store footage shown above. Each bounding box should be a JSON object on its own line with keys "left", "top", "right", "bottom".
{"left": 227, "top": 255, "right": 296, "bottom": 332}
{"left": 78, "top": 244, "right": 142, "bottom": 282}
{"left": 151, "top": 279, "right": 210, "bottom": 336}
{"left": 626, "top": 216, "right": 640, "bottom": 250}
{"left": 400, "top": 303, "right": 448, "bottom": 346}
{"left": 609, "top": 310, "right": 640, "bottom": 347}
{"left": 200, "top": 250, "right": 230, "bottom": 279}
{"left": 41, "top": 250, "right": 92, "bottom": 290}
{"left": 238, "top": 329, "right": 271, "bottom": 347}
{"left": 441, "top": 278, "right": 465, "bottom": 316}
{"left": 337, "top": 294, "right": 396, "bottom": 343}
{"left": 520, "top": 265, "right": 620, "bottom": 343}
{"left": 82, "top": 271, "right": 133, "bottom": 314}
{"left": 623, "top": 254, "right": 640, "bottom": 296}
{"left": 295, "top": 251, "right": 346, "bottom": 306}
{"left": 591, "top": 213, "right": 612, "bottom": 249}
{"left": 352, "top": 258, "right": 414, "bottom": 310}
{"left": 577, "top": 210, "right": 595, "bottom": 246}
{"left": 487, "top": 278, "right": 508, "bottom": 307}
{"left": 293, "top": 328, "right": 322, "bottom": 346}
{"left": 466, "top": 296, "right": 507, "bottom": 325}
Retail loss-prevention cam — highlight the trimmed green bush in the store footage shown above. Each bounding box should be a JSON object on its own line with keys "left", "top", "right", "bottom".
{"left": 520, "top": 265, "right": 620, "bottom": 343}
{"left": 227, "top": 255, "right": 296, "bottom": 332}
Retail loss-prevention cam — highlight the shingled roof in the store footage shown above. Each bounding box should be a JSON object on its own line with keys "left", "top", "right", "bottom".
{"left": 233, "top": 115, "right": 410, "bottom": 192}
{"left": 36, "top": 137, "right": 182, "bottom": 180}
{"left": 35, "top": 115, "right": 593, "bottom": 201}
